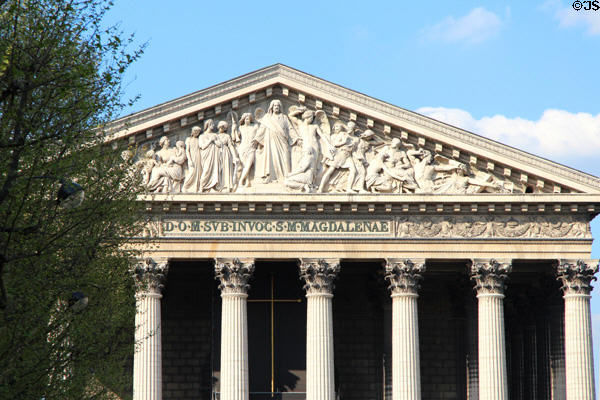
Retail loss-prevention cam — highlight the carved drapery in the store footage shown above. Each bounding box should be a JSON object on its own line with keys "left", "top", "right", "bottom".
{"left": 214, "top": 258, "right": 255, "bottom": 295}
{"left": 557, "top": 259, "right": 599, "bottom": 295}
{"left": 133, "top": 258, "right": 169, "bottom": 295}
{"left": 299, "top": 258, "right": 340, "bottom": 295}
{"left": 471, "top": 259, "right": 512, "bottom": 295}
{"left": 384, "top": 259, "right": 426, "bottom": 296}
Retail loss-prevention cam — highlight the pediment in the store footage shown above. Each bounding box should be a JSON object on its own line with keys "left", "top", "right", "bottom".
{"left": 107, "top": 64, "right": 600, "bottom": 195}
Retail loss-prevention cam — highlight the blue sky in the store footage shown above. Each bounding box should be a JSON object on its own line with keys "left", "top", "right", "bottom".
{"left": 107, "top": 0, "right": 600, "bottom": 387}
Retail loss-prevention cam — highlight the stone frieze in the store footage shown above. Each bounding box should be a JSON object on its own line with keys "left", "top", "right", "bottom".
{"left": 396, "top": 214, "right": 590, "bottom": 239}
{"left": 142, "top": 214, "right": 590, "bottom": 239}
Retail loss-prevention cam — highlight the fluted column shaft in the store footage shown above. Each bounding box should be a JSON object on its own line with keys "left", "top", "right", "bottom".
{"left": 133, "top": 258, "right": 169, "bottom": 400}
{"left": 558, "top": 260, "right": 598, "bottom": 400}
{"left": 300, "top": 259, "right": 340, "bottom": 400}
{"left": 215, "top": 258, "right": 255, "bottom": 400}
{"left": 385, "top": 259, "right": 425, "bottom": 400}
{"left": 471, "top": 259, "right": 511, "bottom": 400}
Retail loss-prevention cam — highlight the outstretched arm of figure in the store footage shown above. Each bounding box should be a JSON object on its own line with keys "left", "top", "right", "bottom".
{"left": 434, "top": 164, "right": 460, "bottom": 173}
{"left": 467, "top": 177, "right": 497, "bottom": 188}
{"left": 405, "top": 149, "right": 421, "bottom": 162}
{"left": 288, "top": 106, "right": 305, "bottom": 120}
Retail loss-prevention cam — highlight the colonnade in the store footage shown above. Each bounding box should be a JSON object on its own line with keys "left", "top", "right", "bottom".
{"left": 131, "top": 258, "right": 597, "bottom": 400}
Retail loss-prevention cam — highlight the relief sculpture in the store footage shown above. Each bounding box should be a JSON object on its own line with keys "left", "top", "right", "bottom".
{"left": 396, "top": 215, "right": 591, "bottom": 239}
{"left": 135, "top": 99, "right": 529, "bottom": 194}
{"left": 253, "top": 100, "right": 297, "bottom": 184}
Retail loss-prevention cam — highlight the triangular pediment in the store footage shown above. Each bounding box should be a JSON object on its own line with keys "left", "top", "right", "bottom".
{"left": 107, "top": 64, "right": 600, "bottom": 195}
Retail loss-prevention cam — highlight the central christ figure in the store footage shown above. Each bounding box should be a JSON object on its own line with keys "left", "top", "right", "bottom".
{"left": 253, "top": 99, "right": 297, "bottom": 183}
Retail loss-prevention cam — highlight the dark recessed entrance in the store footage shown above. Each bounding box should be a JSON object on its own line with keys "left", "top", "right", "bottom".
{"left": 247, "top": 261, "right": 306, "bottom": 399}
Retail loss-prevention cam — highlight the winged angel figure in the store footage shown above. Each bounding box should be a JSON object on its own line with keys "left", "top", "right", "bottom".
{"left": 284, "top": 106, "right": 331, "bottom": 192}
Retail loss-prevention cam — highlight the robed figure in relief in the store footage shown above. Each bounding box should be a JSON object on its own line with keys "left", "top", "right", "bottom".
{"left": 199, "top": 119, "right": 221, "bottom": 192}
{"left": 147, "top": 136, "right": 187, "bottom": 192}
{"left": 253, "top": 100, "right": 298, "bottom": 183}
{"left": 216, "top": 120, "right": 239, "bottom": 192}
{"left": 182, "top": 126, "right": 202, "bottom": 193}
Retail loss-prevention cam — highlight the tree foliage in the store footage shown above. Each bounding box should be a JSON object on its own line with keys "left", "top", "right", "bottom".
{"left": 0, "top": 1, "right": 145, "bottom": 398}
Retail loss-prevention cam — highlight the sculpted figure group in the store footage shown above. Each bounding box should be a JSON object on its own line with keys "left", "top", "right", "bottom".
{"left": 136, "top": 100, "right": 511, "bottom": 194}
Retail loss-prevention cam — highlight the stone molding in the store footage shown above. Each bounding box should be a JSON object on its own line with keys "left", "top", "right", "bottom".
{"left": 384, "top": 258, "right": 426, "bottom": 296}
{"left": 214, "top": 258, "right": 255, "bottom": 295}
{"left": 299, "top": 258, "right": 340, "bottom": 295}
{"left": 471, "top": 259, "right": 512, "bottom": 295}
{"left": 557, "top": 259, "right": 599, "bottom": 295}
{"left": 132, "top": 258, "right": 169, "bottom": 295}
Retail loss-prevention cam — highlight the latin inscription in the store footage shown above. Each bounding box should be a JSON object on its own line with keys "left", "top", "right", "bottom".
{"left": 160, "top": 218, "right": 392, "bottom": 238}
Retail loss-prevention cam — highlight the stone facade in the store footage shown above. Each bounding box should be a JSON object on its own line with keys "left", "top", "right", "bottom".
{"left": 114, "top": 66, "right": 600, "bottom": 400}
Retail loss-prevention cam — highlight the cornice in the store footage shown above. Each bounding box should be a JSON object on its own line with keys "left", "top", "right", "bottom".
{"left": 138, "top": 193, "right": 600, "bottom": 220}
{"left": 138, "top": 192, "right": 600, "bottom": 204}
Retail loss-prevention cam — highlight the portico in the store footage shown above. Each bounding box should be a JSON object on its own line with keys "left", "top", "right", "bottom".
{"left": 131, "top": 254, "right": 597, "bottom": 400}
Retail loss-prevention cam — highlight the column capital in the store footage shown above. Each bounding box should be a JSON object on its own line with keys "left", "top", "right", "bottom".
{"left": 557, "top": 259, "right": 599, "bottom": 296}
{"left": 132, "top": 258, "right": 169, "bottom": 296}
{"left": 299, "top": 258, "right": 340, "bottom": 295}
{"left": 384, "top": 258, "right": 426, "bottom": 296}
{"left": 215, "top": 258, "right": 255, "bottom": 295}
{"left": 470, "top": 259, "right": 512, "bottom": 295}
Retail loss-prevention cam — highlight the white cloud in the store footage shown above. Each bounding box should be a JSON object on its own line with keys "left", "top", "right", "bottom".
{"left": 421, "top": 7, "right": 503, "bottom": 44}
{"left": 417, "top": 106, "right": 600, "bottom": 159}
{"left": 554, "top": 2, "right": 600, "bottom": 35}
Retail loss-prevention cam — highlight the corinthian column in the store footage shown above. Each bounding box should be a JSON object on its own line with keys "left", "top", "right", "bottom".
{"left": 215, "top": 258, "right": 255, "bottom": 400}
{"left": 471, "top": 259, "right": 511, "bottom": 400}
{"left": 299, "top": 258, "right": 340, "bottom": 400}
{"left": 132, "top": 258, "right": 169, "bottom": 400}
{"left": 385, "top": 259, "right": 425, "bottom": 400}
{"left": 557, "top": 259, "right": 598, "bottom": 400}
